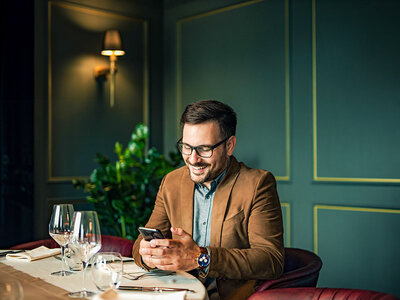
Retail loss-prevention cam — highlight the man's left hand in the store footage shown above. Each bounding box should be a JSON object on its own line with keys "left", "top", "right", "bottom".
{"left": 142, "top": 227, "right": 201, "bottom": 271}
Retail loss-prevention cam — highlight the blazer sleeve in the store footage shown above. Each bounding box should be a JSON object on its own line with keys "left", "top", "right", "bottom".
{"left": 132, "top": 175, "right": 172, "bottom": 269}
{"left": 206, "top": 172, "right": 284, "bottom": 280}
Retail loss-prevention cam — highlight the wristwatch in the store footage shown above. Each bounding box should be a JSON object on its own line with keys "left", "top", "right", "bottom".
{"left": 196, "top": 247, "right": 210, "bottom": 269}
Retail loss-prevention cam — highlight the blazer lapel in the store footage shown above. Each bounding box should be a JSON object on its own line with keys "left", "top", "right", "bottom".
{"left": 180, "top": 167, "right": 195, "bottom": 236}
{"left": 210, "top": 157, "right": 241, "bottom": 247}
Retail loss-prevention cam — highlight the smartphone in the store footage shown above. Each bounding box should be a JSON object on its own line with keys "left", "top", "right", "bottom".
{"left": 138, "top": 227, "right": 166, "bottom": 241}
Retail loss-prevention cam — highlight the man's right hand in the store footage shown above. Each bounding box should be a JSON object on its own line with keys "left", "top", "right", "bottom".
{"left": 138, "top": 238, "right": 157, "bottom": 269}
{"left": 138, "top": 228, "right": 201, "bottom": 271}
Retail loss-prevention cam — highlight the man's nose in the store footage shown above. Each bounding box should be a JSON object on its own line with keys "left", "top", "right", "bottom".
{"left": 188, "top": 149, "right": 202, "bottom": 164}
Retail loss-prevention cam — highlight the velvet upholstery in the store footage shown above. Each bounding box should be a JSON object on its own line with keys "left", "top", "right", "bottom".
{"left": 10, "top": 235, "right": 134, "bottom": 257}
{"left": 247, "top": 287, "right": 398, "bottom": 300}
{"left": 256, "top": 248, "right": 323, "bottom": 291}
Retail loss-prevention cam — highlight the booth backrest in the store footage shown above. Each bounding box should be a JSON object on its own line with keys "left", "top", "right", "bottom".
{"left": 10, "top": 235, "right": 134, "bottom": 257}
{"left": 248, "top": 287, "right": 398, "bottom": 300}
{"left": 256, "top": 248, "right": 323, "bottom": 291}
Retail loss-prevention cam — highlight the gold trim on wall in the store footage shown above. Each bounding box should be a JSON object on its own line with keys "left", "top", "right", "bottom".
{"left": 283, "top": 0, "right": 291, "bottom": 182}
{"left": 176, "top": 0, "right": 291, "bottom": 181}
{"left": 313, "top": 204, "right": 400, "bottom": 254}
{"left": 281, "top": 202, "right": 291, "bottom": 247}
{"left": 47, "top": 1, "right": 149, "bottom": 182}
{"left": 312, "top": 0, "right": 400, "bottom": 184}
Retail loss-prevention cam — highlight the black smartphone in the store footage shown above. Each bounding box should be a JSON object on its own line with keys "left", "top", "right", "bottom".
{"left": 138, "top": 227, "right": 166, "bottom": 241}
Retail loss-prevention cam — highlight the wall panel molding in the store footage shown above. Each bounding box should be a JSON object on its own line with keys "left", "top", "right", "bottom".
{"left": 281, "top": 202, "right": 291, "bottom": 247}
{"left": 312, "top": 0, "right": 400, "bottom": 184}
{"left": 313, "top": 204, "right": 400, "bottom": 254}
{"left": 176, "top": 0, "right": 291, "bottom": 181}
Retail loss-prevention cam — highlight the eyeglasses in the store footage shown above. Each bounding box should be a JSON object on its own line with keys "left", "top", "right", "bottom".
{"left": 177, "top": 137, "right": 230, "bottom": 158}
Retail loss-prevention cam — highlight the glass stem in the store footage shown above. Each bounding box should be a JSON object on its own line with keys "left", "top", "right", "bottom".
{"left": 82, "top": 261, "right": 88, "bottom": 294}
{"left": 61, "top": 246, "right": 66, "bottom": 273}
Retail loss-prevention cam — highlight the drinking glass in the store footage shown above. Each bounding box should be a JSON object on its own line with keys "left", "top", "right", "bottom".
{"left": 68, "top": 211, "right": 102, "bottom": 298}
{"left": 91, "top": 252, "right": 123, "bottom": 291}
{"left": 48, "top": 204, "right": 74, "bottom": 276}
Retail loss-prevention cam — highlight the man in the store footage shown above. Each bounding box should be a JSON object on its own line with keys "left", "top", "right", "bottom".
{"left": 132, "top": 100, "right": 284, "bottom": 300}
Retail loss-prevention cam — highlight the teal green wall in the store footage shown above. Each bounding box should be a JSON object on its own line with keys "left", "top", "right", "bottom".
{"left": 163, "top": 0, "right": 400, "bottom": 296}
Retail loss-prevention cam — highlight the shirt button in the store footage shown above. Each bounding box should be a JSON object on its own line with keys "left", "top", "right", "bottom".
{"left": 203, "top": 222, "right": 206, "bottom": 225}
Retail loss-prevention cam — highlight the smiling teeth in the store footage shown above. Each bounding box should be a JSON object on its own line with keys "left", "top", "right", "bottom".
{"left": 193, "top": 166, "right": 206, "bottom": 170}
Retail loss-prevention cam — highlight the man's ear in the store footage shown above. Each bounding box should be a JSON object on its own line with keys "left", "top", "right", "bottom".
{"left": 226, "top": 136, "right": 236, "bottom": 156}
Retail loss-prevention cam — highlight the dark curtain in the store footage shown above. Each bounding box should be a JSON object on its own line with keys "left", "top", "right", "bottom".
{"left": 0, "top": 0, "right": 34, "bottom": 247}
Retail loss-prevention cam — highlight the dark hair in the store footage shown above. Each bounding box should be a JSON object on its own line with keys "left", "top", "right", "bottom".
{"left": 180, "top": 100, "right": 237, "bottom": 139}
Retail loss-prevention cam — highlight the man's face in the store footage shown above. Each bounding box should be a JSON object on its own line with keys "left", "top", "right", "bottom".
{"left": 181, "top": 121, "right": 236, "bottom": 189}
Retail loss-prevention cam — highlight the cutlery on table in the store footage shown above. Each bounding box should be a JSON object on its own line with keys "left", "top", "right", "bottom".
{"left": 53, "top": 255, "right": 134, "bottom": 266}
{"left": 118, "top": 285, "right": 195, "bottom": 293}
{"left": 123, "top": 270, "right": 175, "bottom": 280}
{"left": 0, "top": 250, "right": 24, "bottom": 257}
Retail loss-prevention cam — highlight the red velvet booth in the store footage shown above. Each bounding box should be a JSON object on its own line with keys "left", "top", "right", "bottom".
{"left": 247, "top": 287, "right": 398, "bottom": 300}
{"left": 256, "top": 248, "right": 323, "bottom": 292}
{"left": 10, "top": 235, "right": 134, "bottom": 257}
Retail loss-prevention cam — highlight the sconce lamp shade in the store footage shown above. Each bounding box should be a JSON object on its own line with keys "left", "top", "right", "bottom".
{"left": 101, "top": 30, "right": 125, "bottom": 56}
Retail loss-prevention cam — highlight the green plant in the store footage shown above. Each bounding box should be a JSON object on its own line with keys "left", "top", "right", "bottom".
{"left": 73, "top": 124, "right": 182, "bottom": 240}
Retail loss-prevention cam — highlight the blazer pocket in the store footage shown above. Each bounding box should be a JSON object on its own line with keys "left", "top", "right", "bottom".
{"left": 221, "top": 210, "right": 247, "bottom": 248}
{"left": 223, "top": 210, "right": 245, "bottom": 228}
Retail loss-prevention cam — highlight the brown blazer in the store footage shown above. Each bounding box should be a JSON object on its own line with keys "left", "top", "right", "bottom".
{"left": 132, "top": 156, "right": 284, "bottom": 300}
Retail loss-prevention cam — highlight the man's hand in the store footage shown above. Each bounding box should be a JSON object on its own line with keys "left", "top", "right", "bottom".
{"left": 139, "top": 227, "right": 201, "bottom": 271}
{"left": 138, "top": 238, "right": 158, "bottom": 269}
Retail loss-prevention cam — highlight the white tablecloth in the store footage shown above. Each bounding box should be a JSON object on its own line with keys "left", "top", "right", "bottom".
{"left": 1, "top": 251, "right": 207, "bottom": 300}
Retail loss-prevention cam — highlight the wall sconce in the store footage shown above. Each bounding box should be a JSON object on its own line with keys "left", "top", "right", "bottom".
{"left": 94, "top": 29, "right": 125, "bottom": 107}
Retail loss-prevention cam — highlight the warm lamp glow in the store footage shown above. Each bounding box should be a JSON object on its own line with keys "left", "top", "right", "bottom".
{"left": 97, "top": 29, "right": 125, "bottom": 108}
{"left": 101, "top": 50, "right": 125, "bottom": 56}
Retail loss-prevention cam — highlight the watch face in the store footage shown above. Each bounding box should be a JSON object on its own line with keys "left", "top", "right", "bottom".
{"left": 198, "top": 253, "right": 210, "bottom": 268}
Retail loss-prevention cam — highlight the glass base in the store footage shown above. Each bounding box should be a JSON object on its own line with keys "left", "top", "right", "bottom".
{"left": 68, "top": 291, "right": 96, "bottom": 298}
{"left": 50, "top": 270, "right": 73, "bottom": 276}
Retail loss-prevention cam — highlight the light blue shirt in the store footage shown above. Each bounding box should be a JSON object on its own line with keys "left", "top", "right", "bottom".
{"left": 193, "top": 167, "right": 228, "bottom": 247}
{"left": 192, "top": 165, "right": 229, "bottom": 299}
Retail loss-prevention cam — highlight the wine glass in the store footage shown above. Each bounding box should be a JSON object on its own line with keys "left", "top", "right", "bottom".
{"left": 68, "top": 211, "right": 102, "bottom": 298}
{"left": 48, "top": 204, "right": 74, "bottom": 276}
{"left": 91, "top": 252, "right": 123, "bottom": 291}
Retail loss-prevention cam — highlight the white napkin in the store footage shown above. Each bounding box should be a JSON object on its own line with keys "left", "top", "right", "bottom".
{"left": 95, "top": 288, "right": 186, "bottom": 300}
{"left": 6, "top": 246, "right": 61, "bottom": 262}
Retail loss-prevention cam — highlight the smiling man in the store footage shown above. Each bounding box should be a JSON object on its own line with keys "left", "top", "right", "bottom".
{"left": 132, "top": 100, "right": 284, "bottom": 300}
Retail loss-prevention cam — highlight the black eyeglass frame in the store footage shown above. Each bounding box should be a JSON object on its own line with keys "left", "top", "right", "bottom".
{"left": 177, "top": 136, "right": 230, "bottom": 158}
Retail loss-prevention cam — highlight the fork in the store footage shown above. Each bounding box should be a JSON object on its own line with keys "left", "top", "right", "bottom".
{"left": 0, "top": 250, "right": 24, "bottom": 257}
{"left": 123, "top": 271, "right": 175, "bottom": 280}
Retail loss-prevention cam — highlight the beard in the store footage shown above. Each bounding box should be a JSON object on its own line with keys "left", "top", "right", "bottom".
{"left": 185, "top": 157, "right": 229, "bottom": 186}
{"left": 187, "top": 162, "right": 212, "bottom": 184}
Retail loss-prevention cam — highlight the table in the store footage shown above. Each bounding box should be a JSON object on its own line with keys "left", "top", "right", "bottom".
{"left": 0, "top": 251, "right": 207, "bottom": 300}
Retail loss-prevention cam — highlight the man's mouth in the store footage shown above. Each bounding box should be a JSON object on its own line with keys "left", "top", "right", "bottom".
{"left": 189, "top": 164, "right": 208, "bottom": 174}
{"left": 192, "top": 165, "right": 206, "bottom": 170}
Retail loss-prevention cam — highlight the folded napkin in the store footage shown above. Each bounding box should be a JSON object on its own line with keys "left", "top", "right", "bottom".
{"left": 96, "top": 288, "right": 186, "bottom": 300}
{"left": 6, "top": 246, "right": 61, "bottom": 262}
